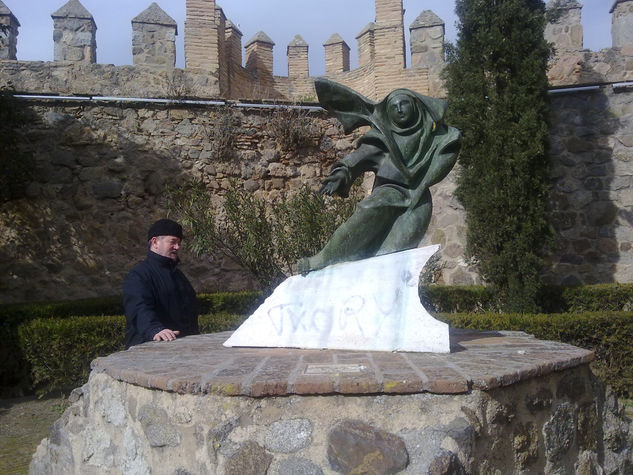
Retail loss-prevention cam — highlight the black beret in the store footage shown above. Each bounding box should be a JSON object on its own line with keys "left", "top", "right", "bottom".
{"left": 147, "top": 219, "right": 183, "bottom": 241}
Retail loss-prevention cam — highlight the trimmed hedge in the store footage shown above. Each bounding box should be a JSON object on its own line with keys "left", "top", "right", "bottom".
{"left": 422, "top": 283, "right": 633, "bottom": 314}
{"left": 6, "top": 286, "right": 633, "bottom": 397}
{"left": 17, "top": 312, "right": 248, "bottom": 396}
{"left": 0, "top": 292, "right": 262, "bottom": 396}
{"left": 440, "top": 311, "right": 633, "bottom": 397}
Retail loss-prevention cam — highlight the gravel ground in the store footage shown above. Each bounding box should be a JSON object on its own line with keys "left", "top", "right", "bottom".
{"left": 0, "top": 395, "right": 69, "bottom": 475}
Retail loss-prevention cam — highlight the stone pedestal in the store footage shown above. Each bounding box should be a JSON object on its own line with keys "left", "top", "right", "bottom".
{"left": 30, "top": 331, "right": 633, "bottom": 474}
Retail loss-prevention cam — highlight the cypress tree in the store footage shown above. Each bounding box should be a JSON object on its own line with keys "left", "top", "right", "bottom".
{"left": 444, "top": 0, "right": 553, "bottom": 312}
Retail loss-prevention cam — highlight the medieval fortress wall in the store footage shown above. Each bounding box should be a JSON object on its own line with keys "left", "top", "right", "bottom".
{"left": 0, "top": 0, "right": 633, "bottom": 302}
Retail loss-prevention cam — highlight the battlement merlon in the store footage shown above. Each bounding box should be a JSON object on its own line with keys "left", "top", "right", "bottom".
{"left": 132, "top": 3, "right": 178, "bottom": 69}
{"left": 0, "top": 0, "right": 19, "bottom": 61}
{"left": 51, "top": 0, "right": 97, "bottom": 64}
{"left": 610, "top": 0, "right": 633, "bottom": 48}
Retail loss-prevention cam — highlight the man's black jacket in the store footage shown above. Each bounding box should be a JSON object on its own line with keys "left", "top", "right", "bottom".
{"left": 123, "top": 251, "right": 199, "bottom": 348}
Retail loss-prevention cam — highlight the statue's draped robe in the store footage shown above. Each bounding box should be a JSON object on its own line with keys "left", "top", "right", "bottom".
{"left": 303, "top": 80, "right": 461, "bottom": 270}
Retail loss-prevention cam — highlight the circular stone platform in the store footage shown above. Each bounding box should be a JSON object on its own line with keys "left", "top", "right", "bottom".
{"left": 33, "top": 329, "right": 633, "bottom": 475}
{"left": 91, "top": 329, "right": 593, "bottom": 397}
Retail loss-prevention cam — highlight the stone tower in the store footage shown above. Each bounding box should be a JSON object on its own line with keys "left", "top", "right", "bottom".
{"left": 0, "top": 0, "right": 19, "bottom": 60}
{"left": 611, "top": 0, "right": 633, "bottom": 47}
{"left": 287, "top": 35, "right": 309, "bottom": 79}
{"left": 410, "top": 10, "right": 445, "bottom": 68}
{"left": 245, "top": 31, "right": 275, "bottom": 84}
{"left": 356, "top": 23, "right": 376, "bottom": 68}
{"left": 545, "top": 0, "right": 583, "bottom": 53}
{"left": 131, "top": 3, "right": 178, "bottom": 69}
{"left": 373, "top": 0, "right": 406, "bottom": 98}
{"left": 185, "top": 0, "right": 218, "bottom": 70}
{"left": 51, "top": 0, "right": 97, "bottom": 63}
{"left": 324, "top": 33, "right": 350, "bottom": 75}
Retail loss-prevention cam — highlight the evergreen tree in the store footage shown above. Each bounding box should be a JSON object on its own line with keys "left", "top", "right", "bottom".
{"left": 444, "top": 0, "right": 553, "bottom": 312}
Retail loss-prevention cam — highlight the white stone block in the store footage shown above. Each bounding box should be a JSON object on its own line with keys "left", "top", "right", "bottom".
{"left": 224, "top": 245, "right": 450, "bottom": 353}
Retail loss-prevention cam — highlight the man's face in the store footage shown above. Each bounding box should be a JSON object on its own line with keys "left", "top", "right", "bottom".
{"left": 151, "top": 235, "right": 181, "bottom": 260}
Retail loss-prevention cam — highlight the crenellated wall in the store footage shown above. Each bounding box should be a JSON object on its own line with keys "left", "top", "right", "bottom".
{"left": 1, "top": 0, "right": 633, "bottom": 100}
{"left": 1, "top": 0, "right": 633, "bottom": 302}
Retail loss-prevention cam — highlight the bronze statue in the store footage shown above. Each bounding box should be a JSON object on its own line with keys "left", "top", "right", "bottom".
{"left": 297, "top": 79, "right": 461, "bottom": 273}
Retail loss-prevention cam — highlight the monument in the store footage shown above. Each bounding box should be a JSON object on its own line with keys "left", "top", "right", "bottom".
{"left": 225, "top": 79, "right": 461, "bottom": 353}
{"left": 29, "top": 82, "right": 633, "bottom": 474}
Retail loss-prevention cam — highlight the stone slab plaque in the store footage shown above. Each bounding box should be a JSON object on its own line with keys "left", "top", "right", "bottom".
{"left": 224, "top": 245, "right": 450, "bottom": 353}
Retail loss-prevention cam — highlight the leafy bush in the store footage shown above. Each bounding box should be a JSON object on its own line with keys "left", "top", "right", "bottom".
{"left": 420, "top": 283, "right": 633, "bottom": 314}
{"left": 266, "top": 106, "right": 318, "bottom": 150}
{"left": 199, "top": 312, "right": 248, "bottom": 333}
{"left": 168, "top": 181, "right": 359, "bottom": 292}
{"left": 444, "top": 0, "right": 553, "bottom": 312}
{"left": 440, "top": 311, "right": 633, "bottom": 397}
{"left": 18, "top": 316, "right": 127, "bottom": 395}
{"left": 18, "top": 312, "right": 248, "bottom": 396}
{"left": 420, "top": 285, "right": 497, "bottom": 313}
{"left": 0, "top": 296, "right": 123, "bottom": 396}
{"left": 0, "top": 291, "right": 261, "bottom": 396}
{"left": 197, "top": 291, "right": 263, "bottom": 315}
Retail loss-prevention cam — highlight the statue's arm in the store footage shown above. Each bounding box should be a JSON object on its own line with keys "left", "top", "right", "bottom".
{"left": 320, "top": 143, "right": 383, "bottom": 197}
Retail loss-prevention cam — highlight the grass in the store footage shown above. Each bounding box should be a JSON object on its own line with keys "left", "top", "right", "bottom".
{"left": 0, "top": 394, "right": 69, "bottom": 475}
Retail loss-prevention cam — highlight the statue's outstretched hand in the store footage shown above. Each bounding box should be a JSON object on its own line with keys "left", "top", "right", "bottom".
{"left": 319, "top": 170, "right": 347, "bottom": 196}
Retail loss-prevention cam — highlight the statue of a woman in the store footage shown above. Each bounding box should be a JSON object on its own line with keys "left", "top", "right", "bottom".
{"left": 297, "top": 79, "right": 461, "bottom": 273}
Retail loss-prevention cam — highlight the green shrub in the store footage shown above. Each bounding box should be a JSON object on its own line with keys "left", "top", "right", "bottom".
{"left": 420, "top": 283, "right": 633, "bottom": 314}
{"left": 0, "top": 292, "right": 260, "bottom": 396}
{"left": 0, "top": 296, "right": 123, "bottom": 396}
{"left": 444, "top": 0, "right": 553, "bottom": 312}
{"left": 168, "top": 181, "right": 359, "bottom": 292}
{"left": 421, "top": 285, "right": 497, "bottom": 313}
{"left": 197, "top": 291, "right": 263, "bottom": 315}
{"left": 18, "top": 315, "right": 127, "bottom": 395}
{"left": 440, "top": 311, "right": 633, "bottom": 397}
{"left": 17, "top": 312, "right": 249, "bottom": 396}
{"left": 541, "top": 283, "right": 633, "bottom": 313}
{"left": 199, "top": 313, "right": 248, "bottom": 333}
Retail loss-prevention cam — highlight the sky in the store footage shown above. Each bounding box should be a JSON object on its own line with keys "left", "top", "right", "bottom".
{"left": 4, "top": 0, "right": 614, "bottom": 77}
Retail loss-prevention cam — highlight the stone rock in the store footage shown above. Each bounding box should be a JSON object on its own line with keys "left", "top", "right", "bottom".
{"left": 544, "top": 402, "right": 577, "bottom": 461}
{"left": 96, "top": 385, "right": 126, "bottom": 427}
{"left": 327, "top": 420, "right": 408, "bottom": 475}
{"left": 122, "top": 426, "right": 150, "bottom": 475}
{"left": 575, "top": 450, "right": 602, "bottom": 475}
{"left": 525, "top": 387, "right": 554, "bottom": 413}
{"left": 265, "top": 418, "right": 313, "bottom": 453}
{"left": 224, "top": 245, "right": 450, "bottom": 353}
{"left": 92, "top": 180, "right": 122, "bottom": 199}
{"left": 137, "top": 404, "right": 181, "bottom": 448}
{"left": 81, "top": 426, "right": 114, "bottom": 467}
{"left": 224, "top": 441, "right": 272, "bottom": 475}
{"left": 277, "top": 457, "right": 324, "bottom": 475}
{"left": 428, "top": 449, "right": 466, "bottom": 475}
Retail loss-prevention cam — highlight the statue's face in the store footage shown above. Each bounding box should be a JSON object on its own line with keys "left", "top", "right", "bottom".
{"left": 387, "top": 94, "right": 417, "bottom": 128}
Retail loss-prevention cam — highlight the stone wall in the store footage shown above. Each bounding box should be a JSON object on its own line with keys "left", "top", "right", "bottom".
{"left": 1, "top": 85, "right": 633, "bottom": 303}
{"left": 29, "top": 362, "right": 633, "bottom": 474}
{"left": 547, "top": 85, "right": 633, "bottom": 285}
{"left": 0, "top": 99, "right": 355, "bottom": 303}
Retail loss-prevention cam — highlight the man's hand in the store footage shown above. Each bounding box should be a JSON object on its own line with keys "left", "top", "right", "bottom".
{"left": 153, "top": 329, "right": 181, "bottom": 342}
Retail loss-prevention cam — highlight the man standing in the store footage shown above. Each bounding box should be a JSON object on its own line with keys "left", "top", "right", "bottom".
{"left": 123, "top": 219, "right": 199, "bottom": 349}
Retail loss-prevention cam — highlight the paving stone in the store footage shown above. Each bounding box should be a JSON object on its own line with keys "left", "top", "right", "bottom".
{"left": 91, "top": 329, "right": 594, "bottom": 398}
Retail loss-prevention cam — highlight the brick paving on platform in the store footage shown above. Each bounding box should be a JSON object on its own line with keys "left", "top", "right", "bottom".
{"left": 91, "top": 329, "right": 594, "bottom": 397}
